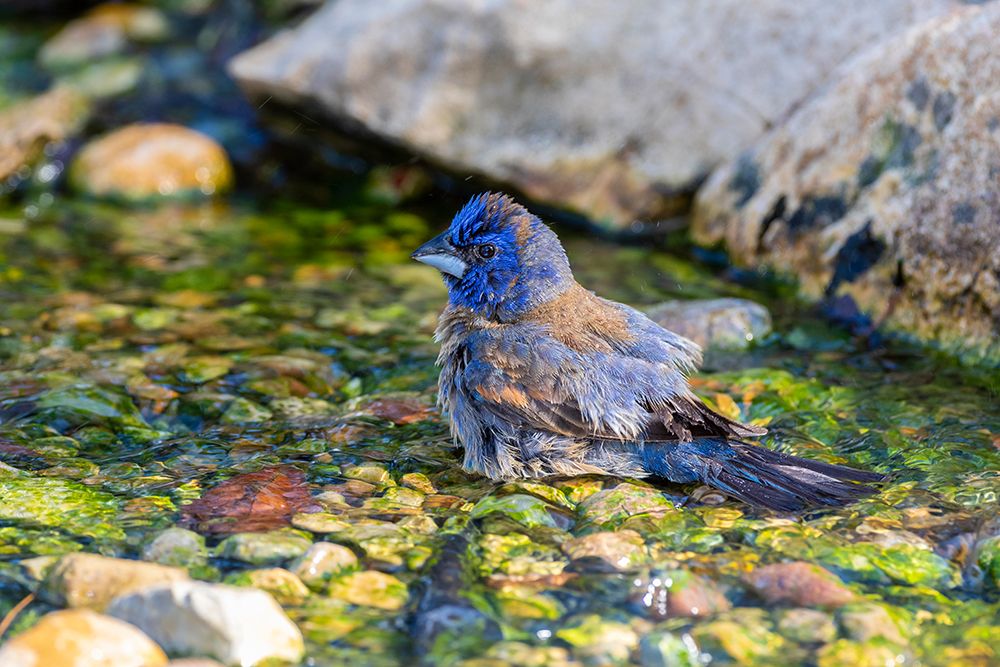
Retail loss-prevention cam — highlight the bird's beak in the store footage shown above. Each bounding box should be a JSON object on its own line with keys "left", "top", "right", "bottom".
{"left": 411, "top": 232, "right": 467, "bottom": 278}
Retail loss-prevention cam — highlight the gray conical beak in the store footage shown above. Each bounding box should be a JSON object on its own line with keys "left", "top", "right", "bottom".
{"left": 411, "top": 232, "right": 467, "bottom": 278}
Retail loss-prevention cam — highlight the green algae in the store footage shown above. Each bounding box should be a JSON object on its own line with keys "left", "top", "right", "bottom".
{"left": 0, "top": 185, "right": 996, "bottom": 666}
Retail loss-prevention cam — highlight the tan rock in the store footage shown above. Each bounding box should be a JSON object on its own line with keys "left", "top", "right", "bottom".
{"left": 562, "top": 530, "right": 647, "bottom": 571}
{"left": 0, "top": 609, "right": 167, "bottom": 667}
{"left": 0, "top": 87, "right": 90, "bottom": 183}
{"left": 694, "top": 3, "right": 1000, "bottom": 360}
{"left": 646, "top": 298, "right": 772, "bottom": 350}
{"left": 41, "top": 552, "right": 189, "bottom": 610}
{"left": 745, "top": 561, "right": 856, "bottom": 607}
{"left": 39, "top": 4, "right": 169, "bottom": 69}
{"left": 69, "top": 123, "right": 233, "bottom": 199}
{"left": 290, "top": 542, "right": 359, "bottom": 587}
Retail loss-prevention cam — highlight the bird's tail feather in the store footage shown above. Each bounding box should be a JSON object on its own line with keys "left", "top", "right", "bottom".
{"left": 640, "top": 438, "right": 883, "bottom": 512}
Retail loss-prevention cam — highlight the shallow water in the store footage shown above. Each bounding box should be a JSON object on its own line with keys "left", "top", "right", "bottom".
{"left": 0, "top": 192, "right": 998, "bottom": 665}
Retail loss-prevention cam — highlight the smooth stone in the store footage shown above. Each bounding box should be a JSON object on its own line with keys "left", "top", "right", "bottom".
{"left": 0, "top": 609, "right": 167, "bottom": 667}
{"left": 342, "top": 463, "right": 394, "bottom": 486}
{"left": 41, "top": 552, "right": 189, "bottom": 610}
{"left": 107, "top": 581, "right": 304, "bottom": 667}
{"left": 142, "top": 527, "right": 208, "bottom": 568}
{"left": 562, "top": 530, "right": 647, "bottom": 571}
{"left": 229, "top": 0, "right": 965, "bottom": 228}
{"left": 166, "top": 661, "right": 226, "bottom": 667}
{"left": 745, "top": 561, "right": 856, "bottom": 608}
{"left": 223, "top": 567, "right": 310, "bottom": 606}
{"left": 69, "top": 123, "right": 233, "bottom": 200}
{"left": 776, "top": 608, "right": 838, "bottom": 644}
{"left": 578, "top": 482, "right": 675, "bottom": 527}
{"left": 639, "top": 631, "right": 702, "bottom": 667}
{"left": 695, "top": 3, "right": 1000, "bottom": 361}
{"left": 291, "top": 511, "right": 350, "bottom": 533}
{"left": 400, "top": 472, "right": 436, "bottom": 494}
{"left": 631, "top": 570, "right": 731, "bottom": 619}
{"left": 556, "top": 614, "right": 639, "bottom": 664}
{"left": 817, "top": 639, "right": 903, "bottom": 667}
{"left": 290, "top": 542, "right": 359, "bottom": 587}
{"left": 214, "top": 530, "right": 312, "bottom": 566}
{"left": 646, "top": 298, "right": 771, "bottom": 350}
{"left": 39, "top": 4, "right": 169, "bottom": 69}
{"left": 327, "top": 570, "right": 408, "bottom": 610}
{"left": 1, "top": 87, "right": 90, "bottom": 183}
{"left": 838, "top": 603, "right": 907, "bottom": 644}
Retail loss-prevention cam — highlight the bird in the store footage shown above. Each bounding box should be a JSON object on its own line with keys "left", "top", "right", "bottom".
{"left": 411, "top": 192, "right": 883, "bottom": 511}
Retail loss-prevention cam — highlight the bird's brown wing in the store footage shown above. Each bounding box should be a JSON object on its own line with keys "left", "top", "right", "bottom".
{"left": 461, "top": 326, "right": 764, "bottom": 443}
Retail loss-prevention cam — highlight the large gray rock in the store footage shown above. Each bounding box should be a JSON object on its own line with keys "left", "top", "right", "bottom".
{"left": 107, "top": 581, "right": 304, "bottom": 667}
{"left": 229, "top": 0, "right": 964, "bottom": 228}
{"left": 694, "top": 4, "right": 1000, "bottom": 361}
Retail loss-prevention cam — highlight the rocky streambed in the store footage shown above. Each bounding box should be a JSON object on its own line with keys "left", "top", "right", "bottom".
{"left": 0, "top": 2, "right": 998, "bottom": 667}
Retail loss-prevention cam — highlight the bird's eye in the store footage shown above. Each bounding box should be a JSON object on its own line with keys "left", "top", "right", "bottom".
{"left": 476, "top": 243, "right": 497, "bottom": 259}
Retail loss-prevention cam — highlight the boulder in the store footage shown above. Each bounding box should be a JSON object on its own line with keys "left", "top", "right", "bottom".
{"left": 0, "top": 609, "right": 167, "bottom": 667}
{"left": 646, "top": 298, "right": 772, "bottom": 350}
{"left": 41, "top": 552, "right": 189, "bottom": 610}
{"left": 694, "top": 4, "right": 1000, "bottom": 360}
{"left": 229, "top": 0, "right": 965, "bottom": 228}
{"left": 107, "top": 581, "right": 304, "bottom": 667}
{"left": 69, "top": 123, "right": 233, "bottom": 200}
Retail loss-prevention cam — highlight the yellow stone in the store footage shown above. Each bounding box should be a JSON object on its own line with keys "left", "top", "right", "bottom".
{"left": 70, "top": 123, "right": 233, "bottom": 199}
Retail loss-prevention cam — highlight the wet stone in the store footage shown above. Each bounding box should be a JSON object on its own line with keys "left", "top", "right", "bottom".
{"left": 142, "top": 527, "right": 208, "bottom": 569}
{"left": 556, "top": 614, "right": 639, "bottom": 666}
{"left": 480, "top": 641, "right": 580, "bottom": 667}
{"left": 400, "top": 472, "right": 436, "bottom": 494}
{"left": 107, "top": 581, "right": 304, "bottom": 667}
{"left": 0, "top": 609, "right": 167, "bottom": 667}
{"left": 214, "top": 529, "right": 313, "bottom": 566}
{"left": 562, "top": 529, "right": 647, "bottom": 571}
{"left": 471, "top": 493, "right": 571, "bottom": 530}
{"left": 776, "top": 608, "right": 838, "bottom": 644}
{"left": 630, "top": 569, "right": 731, "bottom": 619}
{"left": 838, "top": 602, "right": 907, "bottom": 644}
{"left": 578, "top": 483, "right": 675, "bottom": 528}
{"left": 291, "top": 511, "right": 350, "bottom": 534}
{"left": 817, "top": 639, "right": 902, "bottom": 667}
{"left": 342, "top": 463, "right": 395, "bottom": 486}
{"left": 223, "top": 567, "right": 310, "bottom": 606}
{"left": 290, "top": 542, "right": 359, "bottom": 588}
{"left": 745, "top": 561, "right": 856, "bottom": 608}
{"left": 692, "top": 609, "right": 791, "bottom": 665}
{"left": 41, "top": 552, "right": 189, "bottom": 610}
{"left": 647, "top": 298, "right": 772, "bottom": 349}
{"left": 326, "top": 570, "right": 408, "bottom": 610}
{"left": 639, "top": 631, "right": 702, "bottom": 667}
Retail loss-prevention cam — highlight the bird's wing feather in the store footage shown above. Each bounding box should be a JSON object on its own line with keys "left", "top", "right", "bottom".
{"left": 461, "top": 322, "right": 763, "bottom": 442}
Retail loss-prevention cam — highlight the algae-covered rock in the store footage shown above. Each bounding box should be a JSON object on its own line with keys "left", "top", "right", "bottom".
{"left": 492, "top": 588, "right": 564, "bottom": 620}
{"left": 556, "top": 614, "right": 639, "bottom": 665}
{"left": 41, "top": 552, "right": 189, "bottom": 610}
{"left": 0, "top": 477, "right": 125, "bottom": 543}
{"left": 342, "top": 463, "right": 395, "bottom": 486}
{"left": 327, "top": 570, "right": 408, "bottom": 610}
{"left": 291, "top": 512, "right": 350, "bottom": 534}
{"left": 108, "top": 581, "right": 305, "bottom": 667}
{"left": 817, "top": 639, "right": 905, "bottom": 667}
{"left": 562, "top": 529, "right": 647, "bottom": 571}
{"left": 639, "top": 631, "right": 702, "bottom": 667}
{"left": 578, "top": 483, "right": 675, "bottom": 528}
{"left": 290, "top": 542, "right": 359, "bottom": 588}
{"left": 631, "top": 569, "right": 731, "bottom": 619}
{"left": 746, "top": 561, "right": 856, "bottom": 607}
{"left": 838, "top": 602, "right": 907, "bottom": 645}
{"left": 224, "top": 567, "right": 310, "bottom": 605}
{"left": 214, "top": 529, "right": 313, "bottom": 566}
{"left": 70, "top": 124, "right": 233, "bottom": 200}
{"left": 142, "top": 527, "right": 208, "bottom": 569}
{"left": 477, "top": 532, "right": 568, "bottom": 578}
{"left": 471, "top": 493, "right": 568, "bottom": 530}
{"left": 692, "top": 609, "right": 792, "bottom": 664}
{"left": 400, "top": 472, "right": 436, "bottom": 494}
{"left": 776, "top": 608, "right": 837, "bottom": 644}
{"left": 0, "top": 609, "right": 167, "bottom": 667}
{"left": 481, "top": 641, "right": 580, "bottom": 667}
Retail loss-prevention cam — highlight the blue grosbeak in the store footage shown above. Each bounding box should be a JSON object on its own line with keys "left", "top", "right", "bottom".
{"left": 412, "top": 192, "right": 882, "bottom": 510}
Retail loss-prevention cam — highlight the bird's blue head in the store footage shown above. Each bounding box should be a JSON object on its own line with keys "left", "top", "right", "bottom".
{"left": 412, "top": 193, "right": 574, "bottom": 321}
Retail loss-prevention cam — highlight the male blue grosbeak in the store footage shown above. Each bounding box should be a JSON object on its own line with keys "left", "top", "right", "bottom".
{"left": 412, "top": 192, "right": 882, "bottom": 510}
